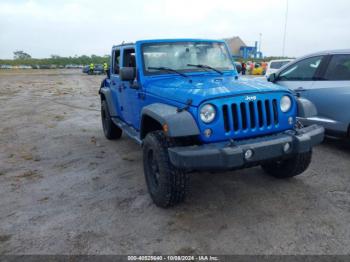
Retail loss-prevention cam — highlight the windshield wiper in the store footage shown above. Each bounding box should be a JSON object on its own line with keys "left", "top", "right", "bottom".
{"left": 187, "top": 64, "right": 223, "bottom": 75}
{"left": 148, "top": 67, "right": 188, "bottom": 78}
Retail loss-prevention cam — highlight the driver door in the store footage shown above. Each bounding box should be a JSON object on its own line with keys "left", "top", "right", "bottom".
{"left": 120, "top": 47, "right": 141, "bottom": 129}
{"left": 109, "top": 48, "right": 124, "bottom": 119}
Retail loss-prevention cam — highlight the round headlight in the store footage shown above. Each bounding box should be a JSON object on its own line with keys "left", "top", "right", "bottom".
{"left": 280, "top": 96, "right": 292, "bottom": 112}
{"left": 200, "top": 104, "right": 216, "bottom": 123}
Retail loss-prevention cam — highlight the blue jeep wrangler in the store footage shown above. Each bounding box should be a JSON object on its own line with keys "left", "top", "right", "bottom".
{"left": 99, "top": 39, "right": 324, "bottom": 207}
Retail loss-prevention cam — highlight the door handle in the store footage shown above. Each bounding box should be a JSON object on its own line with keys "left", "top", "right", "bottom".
{"left": 296, "top": 87, "right": 306, "bottom": 91}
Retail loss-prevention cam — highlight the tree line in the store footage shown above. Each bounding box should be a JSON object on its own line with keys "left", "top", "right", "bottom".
{"left": 1, "top": 50, "right": 293, "bottom": 67}
{"left": 0, "top": 51, "right": 110, "bottom": 66}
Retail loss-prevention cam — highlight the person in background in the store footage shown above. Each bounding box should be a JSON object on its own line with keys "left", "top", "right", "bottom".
{"left": 241, "top": 62, "right": 246, "bottom": 75}
{"left": 89, "top": 63, "right": 94, "bottom": 75}
{"left": 262, "top": 61, "right": 268, "bottom": 75}
{"left": 249, "top": 61, "right": 254, "bottom": 75}
{"left": 103, "top": 62, "right": 108, "bottom": 75}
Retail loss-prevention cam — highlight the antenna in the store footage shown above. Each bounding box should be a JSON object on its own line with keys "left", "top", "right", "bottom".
{"left": 282, "top": 0, "right": 289, "bottom": 57}
{"left": 259, "top": 33, "right": 262, "bottom": 53}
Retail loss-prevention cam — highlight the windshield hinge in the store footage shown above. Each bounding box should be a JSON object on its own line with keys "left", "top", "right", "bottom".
{"left": 177, "top": 99, "right": 193, "bottom": 113}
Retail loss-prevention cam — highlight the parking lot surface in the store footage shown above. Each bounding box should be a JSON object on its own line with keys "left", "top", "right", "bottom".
{"left": 0, "top": 70, "right": 350, "bottom": 255}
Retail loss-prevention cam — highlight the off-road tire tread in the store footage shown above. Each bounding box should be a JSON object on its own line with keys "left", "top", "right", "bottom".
{"left": 261, "top": 151, "right": 312, "bottom": 178}
{"left": 101, "top": 100, "right": 122, "bottom": 140}
{"left": 143, "top": 131, "right": 188, "bottom": 207}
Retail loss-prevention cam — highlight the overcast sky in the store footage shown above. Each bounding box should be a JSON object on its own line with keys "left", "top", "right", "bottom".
{"left": 0, "top": 0, "right": 349, "bottom": 59}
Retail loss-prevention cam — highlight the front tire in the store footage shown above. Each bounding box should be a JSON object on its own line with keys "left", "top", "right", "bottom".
{"left": 101, "top": 100, "right": 122, "bottom": 140}
{"left": 143, "top": 131, "right": 188, "bottom": 208}
{"left": 261, "top": 151, "right": 312, "bottom": 178}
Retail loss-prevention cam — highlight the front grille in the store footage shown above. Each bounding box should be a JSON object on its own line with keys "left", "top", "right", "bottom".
{"left": 222, "top": 99, "right": 279, "bottom": 133}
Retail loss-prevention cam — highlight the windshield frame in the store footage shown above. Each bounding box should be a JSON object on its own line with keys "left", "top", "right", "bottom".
{"left": 140, "top": 41, "right": 235, "bottom": 76}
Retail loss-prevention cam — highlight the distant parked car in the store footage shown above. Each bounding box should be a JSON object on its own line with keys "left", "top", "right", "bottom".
{"left": 18, "top": 65, "right": 32, "bottom": 69}
{"left": 252, "top": 63, "right": 263, "bottom": 75}
{"left": 65, "top": 64, "right": 80, "bottom": 69}
{"left": 38, "top": 65, "right": 51, "bottom": 69}
{"left": 0, "top": 64, "right": 12, "bottom": 69}
{"left": 83, "top": 64, "right": 104, "bottom": 75}
{"left": 265, "top": 59, "right": 293, "bottom": 77}
{"left": 93, "top": 64, "right": 104, "bottom": 75}
{"left": 268, "top": 50, "right": 350, "bottom": 138}
{"left": 82, "top": 65, "right": 90, "bottom": 73}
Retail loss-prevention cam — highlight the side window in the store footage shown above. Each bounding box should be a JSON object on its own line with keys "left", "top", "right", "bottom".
{"left": 323, "top": 54, "right": 350, "bottom": 81}
{"left": 123, "top": 48, "right": 136, "bottom": 68}
{"left": 113, "top": 49, "right": 120, "bottom": 74}
{"left": 278, "top": 56, "right": 323, "bottom": 81}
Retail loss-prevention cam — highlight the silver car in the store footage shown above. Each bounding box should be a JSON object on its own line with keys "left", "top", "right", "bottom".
{"left": 265, "top": 59, "right": 294, "bottom": 77}
{"left": 268, "top": 50, "right": 350, "bottom": 138}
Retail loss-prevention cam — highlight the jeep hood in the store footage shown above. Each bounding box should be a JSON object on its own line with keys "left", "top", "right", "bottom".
{"left": 145, "top": 75, "right": 290, "bottom": 106}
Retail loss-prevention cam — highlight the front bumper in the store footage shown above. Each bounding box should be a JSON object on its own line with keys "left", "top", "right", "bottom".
{"left": 168, "top": 125, "right": 324, "bottom": 170}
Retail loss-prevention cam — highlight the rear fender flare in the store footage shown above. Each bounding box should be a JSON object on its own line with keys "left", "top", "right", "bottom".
{"left": 99, "top": 86, "right": 117, "bottom": 117}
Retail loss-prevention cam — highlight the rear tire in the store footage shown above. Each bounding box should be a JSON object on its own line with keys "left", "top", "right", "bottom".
{"left": 261, "top": 151, "right": 312, "bottom": 178}
{"left": 143, "top": 131, "right": 188, "bottom": 208}
{"left": 101, "top": 100, "right": 122, "bottom": 140}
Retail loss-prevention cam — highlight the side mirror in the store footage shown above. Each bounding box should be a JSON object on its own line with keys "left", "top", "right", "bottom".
{"left": 120, "top": 67, "right": 136, "bottom": 82}
{"left": 268, "top": 73, "right": 277, "bottom": 83}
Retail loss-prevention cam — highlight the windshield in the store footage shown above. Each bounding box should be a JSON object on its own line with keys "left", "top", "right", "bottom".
{"left": 142, "top": 41, "right": 234, "bottom": 75}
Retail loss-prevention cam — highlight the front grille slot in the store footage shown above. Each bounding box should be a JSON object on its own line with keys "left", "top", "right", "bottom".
{"left": 272, "top": 99, "right": 278, "bottom": 124}
{"left": 265, "top": 100, "right": 271, "bottom": 126}
{"left": 257, "top": 100, "right": 263, "bottom": 127}
{"left": 249, "top": 101, "right": 256, "bottom": 129}
{"left": 222, "top": 105, "right": 230, "bottom": 132}
{"left": 240, "top": 103, "right": 247, "bottom": 130}
{"left": 231, "top": 104, "right": 239, "bottom": 131}
{"left": 221, "top": 97, "right": 279, "bottom": 134}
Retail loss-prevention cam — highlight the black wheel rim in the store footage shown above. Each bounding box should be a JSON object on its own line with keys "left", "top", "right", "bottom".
{"left": 147, "top": 149, "right": 160, "bottom": 191}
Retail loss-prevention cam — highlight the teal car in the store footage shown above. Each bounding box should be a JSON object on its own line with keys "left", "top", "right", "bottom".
{"left": 268, "top": 50, "right": 350, "bottom": 138}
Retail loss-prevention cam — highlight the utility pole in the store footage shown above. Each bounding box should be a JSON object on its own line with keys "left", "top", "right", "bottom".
{"left": 259, "top": 33, "right": 262, "bottom": 53}
{"left": 282, "top": 0, "right": 289, "bottom": 57}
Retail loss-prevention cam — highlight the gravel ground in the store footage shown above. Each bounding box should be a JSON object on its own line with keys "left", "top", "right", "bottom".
{"left": 0, "top": 70, "right": 349, "bottom": 255}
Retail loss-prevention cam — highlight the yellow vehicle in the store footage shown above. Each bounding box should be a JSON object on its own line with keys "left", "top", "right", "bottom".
{"left": 252, "top": 64, "right": 263, "bottom": 75}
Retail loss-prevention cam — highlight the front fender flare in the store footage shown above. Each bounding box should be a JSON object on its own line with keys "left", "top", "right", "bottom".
{"left": 141, "top": 103, "right": 200, "bottom": 138}
{"left": 296, "top": 97, "right": 317, "bottom": 118}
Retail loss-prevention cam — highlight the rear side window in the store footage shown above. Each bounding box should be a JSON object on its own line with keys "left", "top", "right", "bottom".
{"left": 123, "top": 49, "right": 136, "bottom": 67}
{"left": 323, "top": 54, "right": 350, "bottom": 80}
{"left": 113, "top": 49, "right": 120, "bottom": 74}
{"left": 279, "top": 56, "right": 323, "bottom": 81}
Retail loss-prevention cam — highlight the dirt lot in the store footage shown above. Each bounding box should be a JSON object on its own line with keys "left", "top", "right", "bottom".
{"left": 0, "top": 69, "right": 350, "bottom": 255}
